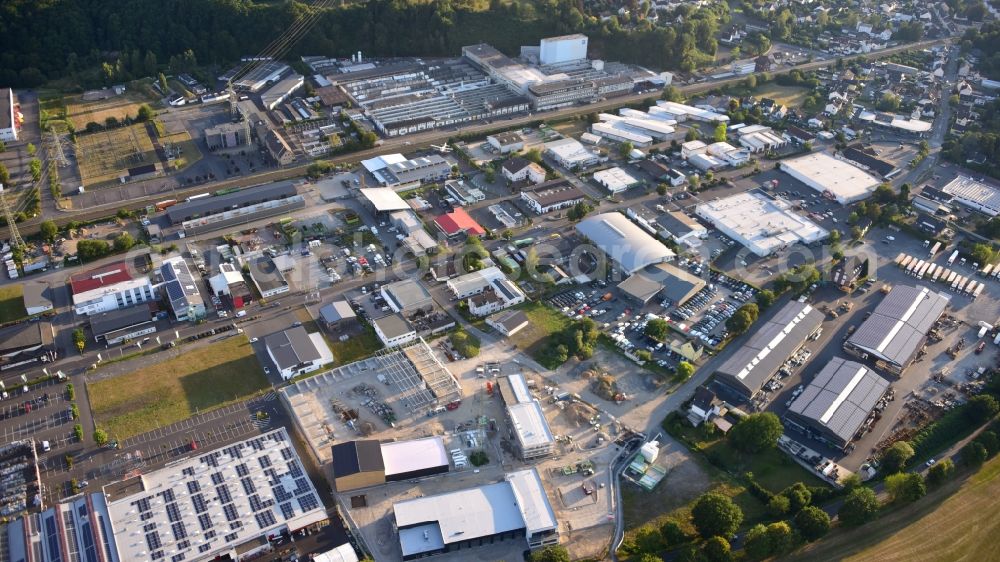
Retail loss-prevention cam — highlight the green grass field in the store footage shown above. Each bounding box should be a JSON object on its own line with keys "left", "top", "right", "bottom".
{"left": 750, "top": 83, "right": 811, "bottom": 108}
{"left": 0, "top": 285, "right": 26, "bottom": 323}
{"left": 327, "top": 325, "right": 384, "bottom": 365}
{"left": 789, "top": 459, "right": 1000, "bottom": 562}
{"left": 89, "top": 338, "right": 269, "bottom": 440}
{"left": 510, "top": 301, "right": 571, "bottom": 365}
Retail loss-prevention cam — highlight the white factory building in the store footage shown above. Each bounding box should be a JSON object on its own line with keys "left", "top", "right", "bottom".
{"left": 540, "top": 34, "right": 589, "bottom": 65}
{"left": 593, "top": 166, "right": 643, "bottom": 194}
{"left": 589, "top": 110, "right": 676, "bottom": 146}
{"left": 498, "top": 373, "right": 555, "bottom": 460}
{"left": 0, "top": 88, "right": 22, "bottom": 142}
{"left": 654, "top": 100, "right": 729, "bottom": 123}
{"left": 941, "top": 175, "right": 1000, "bottom": 217}
{"left": 681, "top": 140, "right": 750, "bottom": 170}
{"left": 70, "top": 261, "right": 156, "bottom": 316}
{"left": 780, "top": 152, "right": 881, "bottom": 204}
{"left": 576, "top": 212, "right": 675, "bottom": 274}
{"left": 393, "top": 468, "right": 558, "bottom": 559}
{"left": 696, "top": 192, "right": 829, "bottom": 256}
{"left": 736, "top": 125, "right": 788, "bottom": 153}
{"left": 544, "top": 137, "right": 602, "bottom": 169}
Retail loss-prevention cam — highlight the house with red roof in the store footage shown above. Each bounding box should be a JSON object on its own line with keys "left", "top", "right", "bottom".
{"left": 433, "top": 207, "right": 486, "bottom": 238}
{"left": 70, "top": 261, "right": 155, "bottom": 316}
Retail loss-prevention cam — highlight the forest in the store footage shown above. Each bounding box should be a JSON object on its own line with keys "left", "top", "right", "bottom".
{"left": 0, "top": 0, "right": 728, "bottom": 88}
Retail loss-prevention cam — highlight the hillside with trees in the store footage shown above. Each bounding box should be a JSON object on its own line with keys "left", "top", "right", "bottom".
{"left": 0, "top": 0, "right": 727, "bottom": 87}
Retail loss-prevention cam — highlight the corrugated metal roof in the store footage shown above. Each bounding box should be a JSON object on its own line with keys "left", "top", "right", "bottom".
{"left": 847, "top": 285, "right": 949, "bottom": 367}
{"left": 786, "top": 357, "right": 890, "bottom": 445}
{"left": 715, "top": 301, "right": 823, "bottom": 397}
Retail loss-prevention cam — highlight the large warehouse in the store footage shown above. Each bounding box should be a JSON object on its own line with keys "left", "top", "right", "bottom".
{"left": 779, "top": 152, "right": 881, "bottom": 204}
{"left": 713, "top": 301, "right": 824, "bottom": 401}
{"left": 784, "top": 357, "right": 891, "bottom": 449}
{"left": 166, "top": 182, "right": 299, "bottom": 224}
{"left": 393, "top": 468, "right": 559, "bottom": 559}
{"left": 617, "top": 262, "right": 705, "bottom": 305}
{"left": 575, "top": 212, "right": 675, "bottom": 274}
{"left": 695, "top": 192, "right": 828, "bottom": 256}
{"left": 844, "top": 285, "right": 950, "bottom": 374}
{"left": 331, "top": 436, "right": 450, "bottom": 492}
{"left": 941, "top": 175, "right": 1000, "bottom": 217}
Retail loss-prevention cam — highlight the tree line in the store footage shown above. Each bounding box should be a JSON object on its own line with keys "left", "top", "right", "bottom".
{"left": 0, "top": 0, "right": 726, "bottom": 88}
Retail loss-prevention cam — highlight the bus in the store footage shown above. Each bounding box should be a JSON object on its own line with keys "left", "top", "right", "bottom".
{"left": 947, "top": 250, "right": 960, "bottom": 266}
{"left": 929, "top": 241, "right": 942, "bottom": 257}
{"left": 185, "top": 193, "right": 210, "bottom": 202}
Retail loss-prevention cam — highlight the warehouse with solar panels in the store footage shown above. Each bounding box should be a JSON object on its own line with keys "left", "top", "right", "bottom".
{"left": 844, "top": 285, "right": 949, "bottom": 374}
{"left": 713, "top": 301, "right": 824, "bottom": 401}
{"left": 783, "top": 357, "right": 891, "bottom": 449}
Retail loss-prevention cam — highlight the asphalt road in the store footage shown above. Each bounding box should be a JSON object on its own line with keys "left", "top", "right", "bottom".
{"left": 0, "top": 38, "right": 946, "bottom": 240}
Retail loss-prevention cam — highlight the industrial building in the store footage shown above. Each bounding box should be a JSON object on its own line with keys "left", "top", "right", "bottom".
{"left": 695, "top": 192, "right": 829, "bottom": 257}
{"left": 364, "top": 154, "right": 452, "bottom": 189}
{"left": 337, "top": 59, "right": 530, "bottom": 137}
{"left": 497, "top": 373, "right": 556, "bottom": 460}
{"left": 540, "top": 34, "right": 589, "bottom": 65}
{"left": 519, "top": 179, "right": 586, "bottom": 214}
{"left": 839, "top": 145, "right": 896, "bottom": 178}
{"left": 779, "top": 152, "right": 881, "bottom": 204}
{"left": 160, "top": 257, "right": 206, "bottom": 321}
{"left": 373, "top": 313, "right": 418, "bottom": 348}
{"left": 70, "top": 261, "right": 156, "bottom": 316}
{"left": 434, "top": 207, "right": 486, "bottom": 237}
{"left": 261, "top": 73, "right": 304, "bottom": 110}
{"left": 220, "top": 60, "right": 291, "bottom": 92}
{"left": 331, "top": 436, "right": 450, "bottom": 492}
{"left": 208, "top": 262, "right": 252, "bottom": 308}
{"left": 105, "top": 427, "right": 328, "bottom": 562}
{"left": 205, "top": 121, "right": 251, "bottom": 151}
{"left": 467, "top": 276, "right": 526, "bottom": 316}
{"left": 593, "top": 167, "right": 643, "bottom": 194}
{"left": 392, "top": 468, "right": 558, "bottom": 559}
{"left": 844, "top": 285, "right": 950, "bottom": 374}
{"left": 0, "top": 322, "right": 56, "bottom": 372}
{"left": 487, "top": 131, "right": 525, "bottom": 153}
{"left": 258, "top": 126, "right": 295, "bottom": 166}
{"left": 784, "top": 357, "right": 891, "bottom": 449}
{"left": 543, "top": 137, "right": 602, "bottom": 169}
{"left": 654, "top": 100, "right": 729, "bottom": 123}
{"left": 736, "top": 125, "right": 788, "bottom": 153}
{"left": 264, "top": 326, "right": 333, "bottom": 380}
{"left": 6, "top": 492, "right": 121, "bottom": 562}
{"left": 22, "top": 280, "right": 53, "bottom": 316}
{"left": 447, "top": 266, "right": 509, "bottom": 299}
{"left": 713, "top": 301, "right": 824, "bottom": 401}
{"left": 0, "top": 88, "right": 22, "bottom": 142}
{"left": 591, "top": 111, "right": 676, "bottom": 145}
{"left": 166, "top": 182, "right": 299, "bottom": 224}
{"left": 444, "top": 179, "right": 486, "bottom": 206}
{"left": 319, "top": 300, "right": 358, "bottom": 329}
{"left": 381, "top": 279, "right": 434, "bottom": 314}
{"left": 941, "top": 175, "right": 1000, "bottom": 217}
{"left": 617, "top": 262, "right": 706, "bottom": 306}
{"left": 575, "top": 212, "right": 675, "bottom": 274}
{"left": 245, "top": 253, "right": 290, "bottom": 298}
{"left": 89, "top": 305, "right": 156, "bottom": 345}
{"left": 487, "top": 309, "right": 530, "bottom": 337}
{"left": 655, "top": 211, "right": 707, "bottom": 248}
{"left": 359, "top": 187, "right": 410, "bottom": 214}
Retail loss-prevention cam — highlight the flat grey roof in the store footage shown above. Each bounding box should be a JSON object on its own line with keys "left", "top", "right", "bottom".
{"left": 846, "top": 285, "right": 949, "bottom": 368}
{"left": 786, "top": 357, "right": 890, "bottom": 446}
{"left": 88, "top": 305, "right": 152, "bottom": 336}
{"left": 374, "top": 314, "right": 413, "bottom": 339}
{"left": 0, "top": 322, "right": 52, "bottom": 353}
{"left": 715, "top": 301, "right": 823, "bottom": 397}
{"left": 383, "top": 279, "right": 432, "bottom": 311}
{"left": 320, "top": 301, "right": 357, "bottom": 324}
{"left": 22, "top": 280, "right": 52, "bottom": 310}
{"left": 166, "top": 182, "right": 297, "bottom": 224}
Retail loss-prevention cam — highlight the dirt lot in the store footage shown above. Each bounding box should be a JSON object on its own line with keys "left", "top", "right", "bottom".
{"left": 66, "top": 91, "right": 151, "bottom": 130}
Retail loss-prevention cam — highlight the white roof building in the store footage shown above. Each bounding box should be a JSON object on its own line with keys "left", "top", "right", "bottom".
{"left": 393, "top": 468, "right": 558, "bottom": 559}
{"left": 446, "top": 266, "right": 507, "bottom": 299}
{"left": 575, "top": 212, "right": 675, "bottom": 274}
{"left": 737, "top": 125, "right": 788, "bottom": 153}
{"left": 360, "top": 188, "right": 410, "bottom": 212}
{"left": 106, "top": 428, "right": 328, "bottom": 562}
{"left": 941, "top": 175, "right": 1000, "bottom": 217}
{"left": 544, "top": 137, "right": 601, "bottom": 169}
{"left": 696, "top": 192, "right": 829, "bottom": 256}
{"left": 593, "top": 166, "right": 643, "bottom": 194}
{"left": 654, "top": 100, "right": 729, "bottom": 122}
{"left": 780, "top": 152, "right": 881, "bottom": 204}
